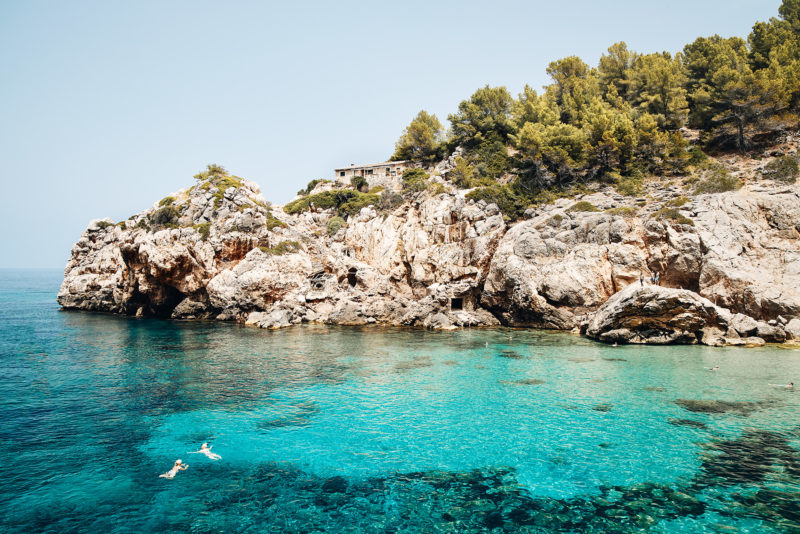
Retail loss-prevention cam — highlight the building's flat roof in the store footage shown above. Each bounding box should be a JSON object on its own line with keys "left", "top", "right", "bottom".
{"left": 334, "top": 160, "right": 409, "bottom": 171}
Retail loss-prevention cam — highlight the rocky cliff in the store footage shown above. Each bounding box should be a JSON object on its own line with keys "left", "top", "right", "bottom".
{"left": 58, "top": 166, "right": 800, "bottom": 345}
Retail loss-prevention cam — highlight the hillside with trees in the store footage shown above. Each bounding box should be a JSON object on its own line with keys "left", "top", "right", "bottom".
{"left": 386, "top": 0, "right": 799, "bottom": 219}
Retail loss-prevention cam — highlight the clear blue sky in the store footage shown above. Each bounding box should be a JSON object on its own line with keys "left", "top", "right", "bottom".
{"left": 0, "top": 0, "right": 782, "bottom": 268}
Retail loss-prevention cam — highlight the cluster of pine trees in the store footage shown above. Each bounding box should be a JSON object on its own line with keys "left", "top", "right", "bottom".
{"left": 390, "top": 0, "right": 799, "bottom": 216}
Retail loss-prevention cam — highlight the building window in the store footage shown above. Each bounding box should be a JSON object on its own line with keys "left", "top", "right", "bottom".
{"left": 340, "top": 171, "right": 345, "bottom": 177}
{"left": 367, "top": 169, "right": 373, "bottom": 175}
{"left": 386, "top": 167, "right": 391, "bottom": 172}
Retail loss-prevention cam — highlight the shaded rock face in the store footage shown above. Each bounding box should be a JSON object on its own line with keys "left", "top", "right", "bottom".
{"left": 59, "top": 176, "right": 800, "bottom": 341}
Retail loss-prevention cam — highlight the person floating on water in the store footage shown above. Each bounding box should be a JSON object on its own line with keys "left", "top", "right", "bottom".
{"left": 159, "top": 459, "right": 188, "bottom": 479}
{"left": 709, "top": 366, "right": 719, "bottom": 371}
{"left": 770, "top": 381, "right": 794, "bottom": 389}
{"left": 189, "top": 443, "right": 221, "bottom": 460}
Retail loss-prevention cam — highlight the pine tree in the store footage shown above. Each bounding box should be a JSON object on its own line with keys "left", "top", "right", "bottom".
{"left": 391, "top": 111, "right": 444, "bottom": 162}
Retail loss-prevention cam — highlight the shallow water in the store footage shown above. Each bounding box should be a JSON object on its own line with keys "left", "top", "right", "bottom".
{"left": 1, "top": 269, "right": 799, "bottom": 533}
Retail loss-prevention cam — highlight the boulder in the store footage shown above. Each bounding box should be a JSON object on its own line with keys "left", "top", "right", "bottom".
{"left": 786, "top": 318, "right": 800, "bottom": 340}
{"left": 586, "top": 285, "right": 732, "bottom": 345}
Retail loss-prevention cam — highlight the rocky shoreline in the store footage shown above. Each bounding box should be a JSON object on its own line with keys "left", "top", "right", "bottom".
{"left": 57, "top": 169, "right": 800, "bottom": 346}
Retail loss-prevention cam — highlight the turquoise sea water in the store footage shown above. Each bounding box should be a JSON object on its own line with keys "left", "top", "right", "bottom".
{"left": 1, "top": 269, "right": 799, "bottom": 533}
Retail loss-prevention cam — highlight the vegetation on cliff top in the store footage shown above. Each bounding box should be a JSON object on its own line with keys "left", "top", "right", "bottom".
{"left": 387, "top": 0, "right": 799, "bottom": 219}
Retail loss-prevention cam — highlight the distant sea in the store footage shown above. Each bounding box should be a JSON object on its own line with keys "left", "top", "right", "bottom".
{"left": 1, "top": 268, "right": 799, "bottom": 533}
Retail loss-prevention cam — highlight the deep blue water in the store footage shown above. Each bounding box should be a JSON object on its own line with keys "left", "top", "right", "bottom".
{"left": 1, "top": 269, "right": 799, "bottom": 533}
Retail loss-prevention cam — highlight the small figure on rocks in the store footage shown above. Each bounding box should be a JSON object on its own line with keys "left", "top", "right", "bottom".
{"left": 640, "top": 273, "right": 644, "bottom": 286}
{"left": 159, "top": 459, "right": 188, "bottom": 479}
{"left": 650, "top": 273, "right": 656, "bottom": 284}
{"left": 655, "top": 272, "right": 660, "bottom": 286}
{"left": 189, "top": 442, "right": 221, "bottom": 460}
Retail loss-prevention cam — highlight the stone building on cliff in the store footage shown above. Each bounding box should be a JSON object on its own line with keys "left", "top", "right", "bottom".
{"left": 334, "top": 160, "right": 412, "bottom": 189}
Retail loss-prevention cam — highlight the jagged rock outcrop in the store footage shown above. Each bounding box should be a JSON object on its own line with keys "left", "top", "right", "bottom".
{"left": 584, "top": 284, "right": 784, "bottom": 345}
{"left": 58, "top": 168, "right": 800, "bottom": 343}
{"left": 58, "top": 171, "right": 504, "bottom": 329}
{"left": 482, "top": 186, "right": 800, "bottom": 333}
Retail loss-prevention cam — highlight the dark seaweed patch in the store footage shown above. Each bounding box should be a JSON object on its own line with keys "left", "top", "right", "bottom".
{"left": 498, "top": 350, "right": 525, "bottom": 360}
{"left": 696, "top": 430, "right": 800, "bottom": 486}
{"left": 643, "top": 387, "right": 665, "bottom": 392}
{"left": 593, "top": 404, "right": 614, "bottom": 412}
{"left": 603, "top": 357, "right": 627, "bottom": 362}
{"left": 394, "top": 356, "right": 433, "bottom": 372}
{"left": 667, "top": 418, "right": 708, "bottom": 430}
{"left": 674, "top": 399, "right": 775, "bottom": 416}
{"left": 500, "top": 378, "right": 546, "bottom": 386}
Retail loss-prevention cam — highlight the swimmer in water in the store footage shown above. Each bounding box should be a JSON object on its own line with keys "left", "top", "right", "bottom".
{"left": 159, "top": 459, "right": 188, "bottom": 479}
{"left": 709, "top": 366, "right": 719, "bottom": 371}
{"left": 189, "top": 443, "right": 221, "bottom": 460}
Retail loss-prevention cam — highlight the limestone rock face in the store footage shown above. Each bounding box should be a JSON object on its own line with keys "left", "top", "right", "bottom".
{"left": 482, "top": 186, "right": 800, "bottom": 334}
{"left": 58, "top": 173, "right": 800, "bottom": 344}
{"left": 693, "top": 189, "right": 800, "bottom": 320}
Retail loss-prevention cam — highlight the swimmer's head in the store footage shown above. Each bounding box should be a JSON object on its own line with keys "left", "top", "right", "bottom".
{"left": 175, "top": 459, "right": 182, "bottom": 465}
{"left": 202, "top": 443, "right": 208, "bottom": 448}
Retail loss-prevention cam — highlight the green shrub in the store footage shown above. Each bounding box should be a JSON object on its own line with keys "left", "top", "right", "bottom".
{"left": 651, "top": 207, "right": 694, "bottom": 226}
{"left": 150, "top": 205, "right": 180, "bottom": 227}
{"left": 159, "top": 196, "right": 175, "bottom": 207}
{"left": 350, "top": 175, "right": 368, "bottom": 192}
{"left": 428, "top": 182, "right": 446, "bottom": 195}
{"left": 195, "top": 222, "right": 211, "bottom": 240}
{"left": 369, "top": 185, "right": 385, "bottom": 194}
{"left": 615, "top": 173, "right": 644, "bottom": 196}
{"left": 666, "top": 195, "right": 690, "bottom": 207}
{"left": 449, "top": 156, "right": 476, "bottom": 188}
{"left": 297, "top": 179, "right": 332, "bottom": 196}
{"left": 763, "top": 155, "right": 799, "bottom": 183}
{"left": 135, "top": 219, "right": 149, "bottom": 230}
{"left": 605, "top": 206, "right": 638, "bottom": 216}
{"left": 258, "top": 240, "right": 301, "bottom": 255}
{"left": 283, "top": 189, "right": 379, "bottom": 218}
{"left": 466, "top": 184, "right": 526, "bottom": 220}
{"left": 339, "top": 192, "right": 380, "bottom": 217}
{"left": 550, "top": 213, "right": 564, "bottom": 224}
{"left": 266, "top": 211, "right": 287, "bottom": 231}
{"left": 687, "top": 146, "right": 708, "bottom": 167}
{"left": 567, "top": 201, "right": 599, "bottom": 213}
{"left": 327, "top": 216, "right": 346, "bottom": 236}
{"left": 401, "top": 168, "right": 430, "bottom": 193}
{"left": 378, "top": 190, "right": 404, "bottom": 211}
{"left": 693, "top": 166, "right": 740, "bottom": 194}
{"left": 193, "top": 163, "right": 227, "bottom": 181}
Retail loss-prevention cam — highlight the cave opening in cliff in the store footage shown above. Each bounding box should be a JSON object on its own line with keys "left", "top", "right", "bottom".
{"left": 152, "top": 285, "right": 186, "bottom": 318}
{"left": 347, "top": 268, "right": 358, "bottom": 287}
{"left": 450, "top": 297, "right": 463, "bottom": 310}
